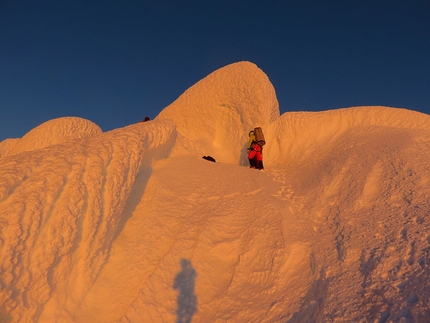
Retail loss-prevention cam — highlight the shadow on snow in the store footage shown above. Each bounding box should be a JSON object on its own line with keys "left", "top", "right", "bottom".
{"left": 173, "top": 259, "right": 197, "bottom": 323}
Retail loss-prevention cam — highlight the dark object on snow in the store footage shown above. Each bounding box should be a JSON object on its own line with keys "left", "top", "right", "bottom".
{"left": 140, "top": 116, "right": 150, "bottom": 122}
{"left": 202, "top": 156, "right": 216, "bottom": 162}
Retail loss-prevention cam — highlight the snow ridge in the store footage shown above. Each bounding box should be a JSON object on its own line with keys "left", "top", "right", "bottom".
{"left": 0, "top": 120, "right": 175, "bottom": 322}
{"left": 265, "top": 106, "right": 430, "bottom": 167}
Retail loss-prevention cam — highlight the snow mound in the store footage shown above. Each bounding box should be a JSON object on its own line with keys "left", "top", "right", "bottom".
{"left": 156, "top": 61, "right": 280, "bottom": 165}
{"left": 265, "top": 106, "right": 430, "bottom": 167}
{"left": 4, "top": 117, "right": 102, "bottom": 157}
{"left": 0, "top": 138, "right": 20, "bottom": 158}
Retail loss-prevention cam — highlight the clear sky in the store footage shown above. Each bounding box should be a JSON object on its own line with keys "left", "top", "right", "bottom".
{"left": 1, "top": 0, "right": 429, "bottom": 142}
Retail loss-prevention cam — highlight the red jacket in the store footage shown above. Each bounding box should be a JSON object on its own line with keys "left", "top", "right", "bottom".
{"left": 248, "top": 143, "right": 263, "bottom": 161}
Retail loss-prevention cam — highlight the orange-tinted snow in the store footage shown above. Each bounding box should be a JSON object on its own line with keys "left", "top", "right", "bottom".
{"left": 0, "top": 62, "right": 429, "bottom": 322}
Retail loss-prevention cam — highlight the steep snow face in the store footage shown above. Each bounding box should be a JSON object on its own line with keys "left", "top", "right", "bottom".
{"left": 281, "top": 121, "right": 430, "bottom": 322}
{"left": 156, "top": 61, "right": 280, "bottom": 165}
{"left": 3, "top": 117, "right": 102, "bottom": 157}
{"left": 0, "top": 120, "right": 176, "bottom": 323}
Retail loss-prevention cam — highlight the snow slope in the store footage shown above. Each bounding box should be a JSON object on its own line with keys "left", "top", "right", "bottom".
{"left": 0, "top": 62, "right": 429, "bottom": 322}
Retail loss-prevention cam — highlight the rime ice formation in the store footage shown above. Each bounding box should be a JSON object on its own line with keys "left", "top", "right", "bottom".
{"left": 3, "top": 116, "right": 102, "bottom": 158}
{"left": 0, "top": 62, "right": 429, "bottom": 323}
{"left": 0, "top": 138, "right": 20, "bottom": 158}
{"left": 156, "top": 61, "right": 280, "bottom": 165}
{"left": 0, "top": 119, "right": 176, "bottom": 323}
{"left": 265, "top": 106, "right": 430, "bottom": 167}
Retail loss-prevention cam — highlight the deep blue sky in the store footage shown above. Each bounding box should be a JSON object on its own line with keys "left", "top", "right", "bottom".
{"left": 1, "top": 1, "right": 429, "bottom": 141}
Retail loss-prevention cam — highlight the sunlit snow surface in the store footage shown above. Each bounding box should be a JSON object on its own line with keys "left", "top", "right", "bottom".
{"left": 1, "top": 62, "right": 430, "bottom": 322}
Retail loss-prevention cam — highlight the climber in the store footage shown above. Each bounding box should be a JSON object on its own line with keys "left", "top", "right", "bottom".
{"left": 247, "top": 130, "right": 264, "bottom": 170}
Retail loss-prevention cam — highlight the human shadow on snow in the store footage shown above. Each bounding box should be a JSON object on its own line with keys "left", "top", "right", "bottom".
{"left": 173, "top": 259, "right": 197, "bottom": 323}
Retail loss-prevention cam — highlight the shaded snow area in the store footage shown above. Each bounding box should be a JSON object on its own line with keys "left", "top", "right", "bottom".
{"left": 1, "top": 62, "right": 430, "bottom": 322}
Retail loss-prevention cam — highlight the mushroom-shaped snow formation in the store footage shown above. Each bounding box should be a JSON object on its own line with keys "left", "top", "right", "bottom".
{"left": 156, "top": 61, "right": 280, "bottom": 165}
{"left": 7, "top": 117, "right": 102, "bottom": 157}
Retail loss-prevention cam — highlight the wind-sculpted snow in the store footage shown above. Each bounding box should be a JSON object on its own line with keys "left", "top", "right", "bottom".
{"left": 156, "top": 61, "right": 280, "bottom": 165}
{"left": 2, "top": 117, "right": 102, "bottom": 158}
{"left": 280, "top": 121, "right": 430, "bottom": 322}
{"left": 0, "top": 138, "right": 20, "bottom": 158}
{"left": 0, "top": 120, "right": 176, "bottom": 322}
{"left": 1, "top": 62, "right": 430, "bottom": 322}
{"left": 265, "top": 106, "right": 430, "bottom": 167}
